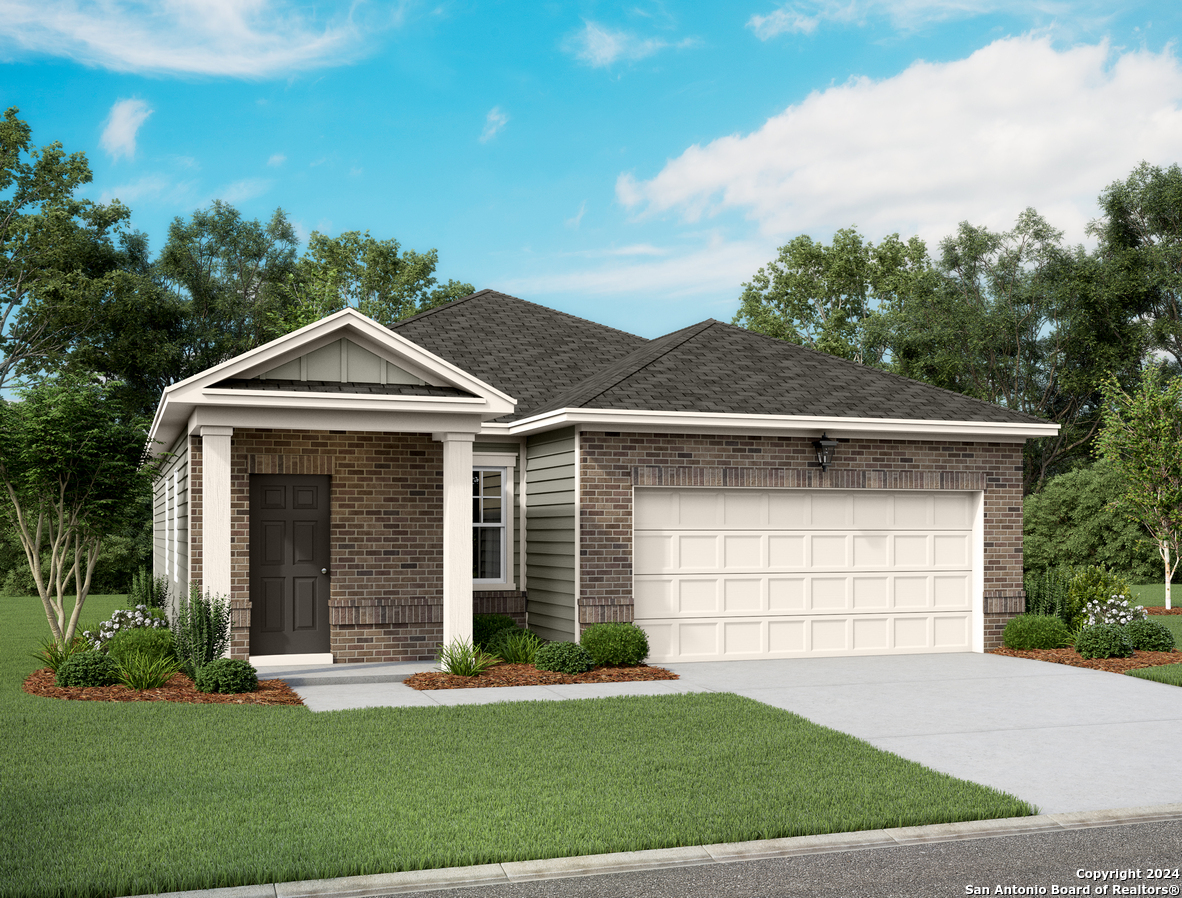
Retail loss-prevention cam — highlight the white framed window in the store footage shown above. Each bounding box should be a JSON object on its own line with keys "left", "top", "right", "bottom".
{"left": 472, "top": 453, "right": 516, "bottom": 587}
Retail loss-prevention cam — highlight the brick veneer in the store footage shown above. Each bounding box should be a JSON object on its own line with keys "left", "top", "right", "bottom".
{"left": 577, "top": 431, "right": 1026, "bottom": 651}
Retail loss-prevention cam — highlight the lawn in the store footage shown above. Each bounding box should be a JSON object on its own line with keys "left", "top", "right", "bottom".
{"left": 1, "top": 594, "right": 1035, "bottom": 898}
{"left": 1129, "top": 582, "right": 1181, "bottom": 609}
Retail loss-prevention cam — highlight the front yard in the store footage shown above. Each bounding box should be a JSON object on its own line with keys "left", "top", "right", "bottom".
{"left": 0, "top": 594, "right": 1036, "bottom": 898}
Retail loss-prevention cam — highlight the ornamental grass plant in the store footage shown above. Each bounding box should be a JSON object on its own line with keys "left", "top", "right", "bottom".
{"left": 436, "top": 639, "right": 500, "bottom": 676}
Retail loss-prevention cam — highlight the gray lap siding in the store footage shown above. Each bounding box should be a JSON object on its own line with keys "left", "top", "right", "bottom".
{"left": 577, "top": 431, "right": 1026, "bottom": 650}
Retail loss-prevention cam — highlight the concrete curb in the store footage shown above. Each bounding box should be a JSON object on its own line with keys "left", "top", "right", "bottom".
{"left": 131, "top": 802, "right": 1182, "bottom": 898}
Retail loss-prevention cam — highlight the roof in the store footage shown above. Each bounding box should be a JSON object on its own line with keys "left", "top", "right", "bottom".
{"left": 389, "top": 290, "right": 649, "bottom": 421}
{"left": 533, "top": 319, "right": 1047, "bottom": 425}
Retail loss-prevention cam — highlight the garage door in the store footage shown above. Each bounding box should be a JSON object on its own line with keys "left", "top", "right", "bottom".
{"left": 634, "top": 488, "right": 980, "bottom": 662}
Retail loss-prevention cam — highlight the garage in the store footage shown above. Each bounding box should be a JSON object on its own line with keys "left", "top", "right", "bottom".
{"left": 633, "top": 488, "right": 984, "bottom": 662}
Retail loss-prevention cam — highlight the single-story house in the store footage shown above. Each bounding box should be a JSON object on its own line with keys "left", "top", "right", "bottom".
{"left": 148, "top": 290, "right": 1056, "bottom": 666}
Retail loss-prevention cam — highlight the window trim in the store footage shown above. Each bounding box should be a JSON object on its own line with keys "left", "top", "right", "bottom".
{"left": 472, "top": 453, "right": 516, "bottom": 589}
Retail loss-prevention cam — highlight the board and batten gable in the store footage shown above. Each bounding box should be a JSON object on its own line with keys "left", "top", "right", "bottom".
{"left": 152, "top": 434, "right": 189, "bottom": 611}
{"left": 525, "top": 426, "right": 577, "bottom": 641}
{"left": 256, "top": 338, "right": 426, "bottom": 385}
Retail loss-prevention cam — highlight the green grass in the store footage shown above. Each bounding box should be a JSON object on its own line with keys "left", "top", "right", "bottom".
{"left": 1129, "top": 583, "right": 1181, "bottom": 608}
{"left": 0, "top": 594, "right": 1034, "bottom": 898}
{"left": 1126, "top": 663, "right": 1182, "bottom": 687}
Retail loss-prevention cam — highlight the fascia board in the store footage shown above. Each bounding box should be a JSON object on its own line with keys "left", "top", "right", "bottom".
{"left": 485, "top": 408, "right": 1059, "bottom": 441}
{"left": 199, "top": 388, "right": 512, "bottom": 416}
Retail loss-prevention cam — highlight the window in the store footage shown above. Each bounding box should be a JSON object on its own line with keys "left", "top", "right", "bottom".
{"left": 473, "top": 467, "right": 505, "bottom": 582}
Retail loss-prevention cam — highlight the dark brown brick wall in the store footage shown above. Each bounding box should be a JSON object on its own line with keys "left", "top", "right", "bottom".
{"left": 578, "top": 431, "right": 1026, "bottom": 651}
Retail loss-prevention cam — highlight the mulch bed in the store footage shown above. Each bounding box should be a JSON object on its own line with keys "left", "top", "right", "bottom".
{"left": 404, "top": 662, "right": 678, "bottom": 690}
{"left": 989, "top": 647, "right": 1182, "bottom": 674}
{"left": 22, "top": 668, "right": 304, "bottom": 705}
{"left": 1145, "top": 607, "right": 1182, "bottom": 615}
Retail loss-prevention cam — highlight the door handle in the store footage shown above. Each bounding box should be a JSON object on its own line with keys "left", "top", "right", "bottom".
{"left": 321, "top": 568, "right": 329, "bottom": 575}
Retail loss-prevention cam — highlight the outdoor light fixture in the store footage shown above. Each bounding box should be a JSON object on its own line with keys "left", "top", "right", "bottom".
{"left": 813, "top": 433, "right": 838, "bottom": 472}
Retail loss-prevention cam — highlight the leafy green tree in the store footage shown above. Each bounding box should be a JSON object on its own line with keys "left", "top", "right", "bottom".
{"left": 0, "top": 376, "right": 161, "bottom": 646}
{"left": 279, "top": 229, "right": 474, "bottom": 330}
{"left": 733, "top": 228, "right": 932, "bottom": 365}
{"left": 1023, "top": 461, "right": 1160, "bottom": 582}
{"left": 1096, "top": 365, "right": 1182, "bottom": 609}
{"left": 0, "top": 107, "right": 135, "bottom": 391}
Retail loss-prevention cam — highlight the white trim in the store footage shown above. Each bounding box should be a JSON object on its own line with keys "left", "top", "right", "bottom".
{"left": 573, "top": 425, "right": 581, "bottom": 643}
{"left": 473, "top": 453, "right": 517, "bottom": 591}
{"left": 518, "top": 436, "right": 528, "bottom": 598}
{"left": 436, "top": 432, "right": 475, "bottom": 646}
{"left": 171, "top": 468, "right": 179, "bottom": 583}
{"left": 250, "top": 653, "right": 334, "bottom": 667}
{"left": 480, "top": 408, "right": 1058, "bottom": 441}
{"left": 971, "top": 490, "right": 986, "bottom": 653}
{"left": 200, "top": 426, "right": 233, "bottom": 600}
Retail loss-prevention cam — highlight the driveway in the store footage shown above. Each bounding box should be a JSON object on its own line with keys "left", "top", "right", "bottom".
{"left": 262, "top": 652, "right": 1182, "bottom": 815}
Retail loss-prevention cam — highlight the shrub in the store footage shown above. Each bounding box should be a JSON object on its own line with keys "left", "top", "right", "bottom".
{"left": 55, "top": 650, "right": 120, "bottom": 688}
{"left": 488, "top": 629, "right": 541, "bottom": 664}
{"left": 31, "top": 634, "right": 89, "bottom": 673}
{"left": 1024, "top": 565, "right": 1075, "bottom": 625}
{"left": 534, "top": 641, "right": 594, "bottom": 675}
{"left": 1124, "top": 619, "right": 1177, "bottom": 653}
{"left": 1074, "top": 624, "right": 1134, "bottom": 660}
{"left": 473, "top": 613, "right": 518, "bottom": 650}
{"left": 437, "top": 639, "right": 501, "bottom": 677}
{"left": 194, "top": 659, "right": 259, "bottom": 694}
{"left": 129, "top": 567, "right": 170, "bottom": 611}
{"left": 1067, "top": 566, "right": 1132, "bottom": 628}
{"left": 1002, "top": 614, "right": 1073, "bottom": 650}
{"left": 118, "top": 652, "right": 182, "bottom": 690}
{"left": 1083, "top": 595, "right": 1147, "bottom": 627}
{"left": 580, "top": 623, "right": 650, "bottom": 666}
{"left": 83, "top": 605, "right": 168, "bottom": 651}
{"left": 106, "top": 627, "right": 177, "bottom": 665}
{"left": 172, "top": 585, "right": 230, "bottom": 676}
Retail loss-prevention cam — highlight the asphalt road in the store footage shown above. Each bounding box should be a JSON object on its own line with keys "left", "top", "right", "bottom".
{"left": 389, "top": 821, "right": 1182, "bottom": 898}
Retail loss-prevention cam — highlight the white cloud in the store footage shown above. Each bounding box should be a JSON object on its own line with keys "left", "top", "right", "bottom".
{"left": 267, "top": 153, "right": 286, "bottom": 166}
{"left": 565, "top": 201, "right": 587, "bottom": 229}
{"left": 99, "top": 97, "right": 152, "bottom": 161}
{"left": 617, "top": 36, "right": 1182, "bottom": 247}
{"left": 0, "top": 0, "right": 370, "bottom": 77}
{"left": 480, "top": 106, "right": 508, "bottom": 143}
{"left": 210, "top": 177, "right": 273, "bottom": 204}
{"left": 99, "top": 173, "right": 198, "bottom": 205}
{"left": 747, "top": 0, "right": 1078, "bottom": 37}
{"left": 564, "top": 20, "right": 696, "bottom": 68}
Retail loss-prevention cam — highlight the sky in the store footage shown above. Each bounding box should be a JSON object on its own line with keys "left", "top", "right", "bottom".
{"left": 2, "top": 1, "right": 1182, "bottom": 339}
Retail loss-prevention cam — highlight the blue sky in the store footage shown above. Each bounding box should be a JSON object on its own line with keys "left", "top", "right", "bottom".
{"left": 2, "top": 1, "right": 1181, "bottom": 338}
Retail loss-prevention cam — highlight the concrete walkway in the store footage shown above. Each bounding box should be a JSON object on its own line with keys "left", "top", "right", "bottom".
{"left": 257, "top": 652, "right": 1182, "bottom": 815}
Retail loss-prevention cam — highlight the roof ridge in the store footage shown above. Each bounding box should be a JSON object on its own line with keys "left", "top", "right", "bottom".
{"left": 539, "top": 320, "right": 717, "bottom": 412}
{"left": 387, "top": 289, "right": 490, "bottom": 329}
{"left": 711, "top": 320, "right": 1049, "bottom": 425}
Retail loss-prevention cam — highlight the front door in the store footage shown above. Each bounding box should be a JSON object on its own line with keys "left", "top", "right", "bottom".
{"left": 249, "top": 474, "right": 332, "bottom": 655}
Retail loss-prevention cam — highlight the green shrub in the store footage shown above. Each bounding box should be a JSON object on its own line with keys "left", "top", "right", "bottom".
{"left": 487, "top": 629, "right": 541, "bottom": 664}
{"left": 437, "top": 639, "right": 500, "bottom": 677}
{"left": 580, "top": 623, "right": 650, "bottom": 666}
{"left": 1083, "top": 594, "right": 1146, "bottom": 627}
{"left": 129, "top": 568, "right": 170, "bottom": 611}
{"left": 1002, "top": 614, "right": 1072, "bottom": 650}
{"left": 172, "top": 585, "right": 230, "bottom": 677}
{"left": 534, "top": 641, "right": 594, "bottom": 674}
{"left": 83, "top": 605, "right": 168, "bottom": 651}
{"left": 1124, "top": 619, "right": 1177, "bottom": 653}
{"left": 32, "top": 634, "right": 89, "bottom": 673}
{"left": 118, "top": 652, "right": 182, "bottom": 690}
{"left": 55, "top": 650, "right": 120, "bottom": 687}
{"left": 194, "top": 659, "right": 259, "bottom": 694}
{"left": 1074, "top": 624, "right": 1134, "bottom": 660}
{"left": 1126, "top": 663, "right": 1182, "bottom": 686}
{"left": 1067, "top": 566, "right": 1132, "bottom": 629}
{"left": 1023, "top": 565, "right": 1075, "bottom": 625}
{"left": 473, "top": 613, "right": 518, "bottom": 650}
{"left": 106, "top": 627, "right": 177, "bottom": 665}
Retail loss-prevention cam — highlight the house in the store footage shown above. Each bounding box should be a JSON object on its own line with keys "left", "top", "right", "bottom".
{"left": 148, "top": 290, "right": 1056, "bottom": 665}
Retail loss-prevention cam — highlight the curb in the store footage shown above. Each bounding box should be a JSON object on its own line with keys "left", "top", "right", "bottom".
{"left": 132, "top": 802, "right": 1182, "bottom": 898}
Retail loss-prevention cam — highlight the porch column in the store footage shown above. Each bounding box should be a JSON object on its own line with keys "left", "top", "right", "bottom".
{"left": 434, "top": 432, "right": 475, "bottom": 646}
{"left": 199, "top": 426, "right": 233, "bottom": 601}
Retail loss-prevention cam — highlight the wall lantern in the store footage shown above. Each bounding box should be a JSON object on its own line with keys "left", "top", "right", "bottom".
{"left": 813, "top": 433, "right": 839, "bottom": 472}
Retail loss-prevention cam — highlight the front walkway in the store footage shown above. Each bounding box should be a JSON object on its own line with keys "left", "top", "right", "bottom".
{"left": 258, "top": 652, "right": 1182, "bottom": 815}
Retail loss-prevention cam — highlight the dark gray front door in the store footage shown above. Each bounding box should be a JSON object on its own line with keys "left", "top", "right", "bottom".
{"left": 249, "top": 475, "right": 331, "bottom": 655}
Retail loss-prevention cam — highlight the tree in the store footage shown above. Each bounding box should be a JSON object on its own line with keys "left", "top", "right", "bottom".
{"left": 733, "top": 228, "right": 932, "bottom": 365}
{"left": 0, "top": 107, "right": 135, "bottom": 391}
{"left": 1095, "top": 365, "right": 1182, "bottom": 609}
{"left": 279, "top": 229, "right": 474, "bottom": 330}
{"left": 0, "top": 376, "right": 161, "bottom": 646}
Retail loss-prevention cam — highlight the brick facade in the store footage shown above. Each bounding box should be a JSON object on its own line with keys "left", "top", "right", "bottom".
{"left": 577, "top": 431, "right": 1026, "bottom": 651}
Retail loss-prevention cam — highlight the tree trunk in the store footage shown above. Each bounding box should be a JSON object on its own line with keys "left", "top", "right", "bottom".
{"left": 1165, "top": 543, "right": 1173, "bottom": 611}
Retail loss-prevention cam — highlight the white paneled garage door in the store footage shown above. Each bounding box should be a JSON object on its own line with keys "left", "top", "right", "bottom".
{"left": 634, "top": 488, "right": 981, "bottom": 662}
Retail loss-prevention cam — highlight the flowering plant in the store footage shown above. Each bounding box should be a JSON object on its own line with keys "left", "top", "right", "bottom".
{"left": 83, "top": 604, "right": 168, "bottom": 650}
{"left": 1084, "top": 595, "right": 1148, "bottom": 627}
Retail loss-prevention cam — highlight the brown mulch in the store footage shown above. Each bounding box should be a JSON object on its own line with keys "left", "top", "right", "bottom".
{"left": 1145, "top": 607, "right": 1182, "bottom": 615}
{"left": 22, "top": 668, "right": 304, "bottom": 705}
{"left": 989, "top": 647, "right": 1182, "bottom": 674}
{"left": 404, "top": 662, "right": 679, "bottom": 690}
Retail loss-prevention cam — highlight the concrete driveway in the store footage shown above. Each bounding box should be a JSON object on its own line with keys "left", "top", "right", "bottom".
{"left": 261, "top": 652, "right": 1182, "bottom": 815}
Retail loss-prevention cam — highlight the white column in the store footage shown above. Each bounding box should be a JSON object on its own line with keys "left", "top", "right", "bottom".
{"left": 200, "top": 426, "right": 233, "bottom": 600}
{"left": 434, "top": 431, "right": 475, "bottom": 647}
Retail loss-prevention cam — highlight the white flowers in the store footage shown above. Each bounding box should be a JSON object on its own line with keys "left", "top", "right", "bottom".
{"left": 84, "top": 604, "right": 168, "bottom": 650}
{"left": 1084, "top": 595, "right": 1148, "bottom": 627}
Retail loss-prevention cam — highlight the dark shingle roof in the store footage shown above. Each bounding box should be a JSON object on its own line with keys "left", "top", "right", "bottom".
{"left": 534, "top": 320, "right": 1046, "bottom": 425}
{"left": 217, "top": 379, "right": 475, "bottom": 398}
{"left": 389, "top": 290, "right": 649, "bottom": 420}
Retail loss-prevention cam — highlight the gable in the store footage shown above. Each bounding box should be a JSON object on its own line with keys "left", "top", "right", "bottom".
{"left": 256, "top": 338, "right": 425, "bottom": 386}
